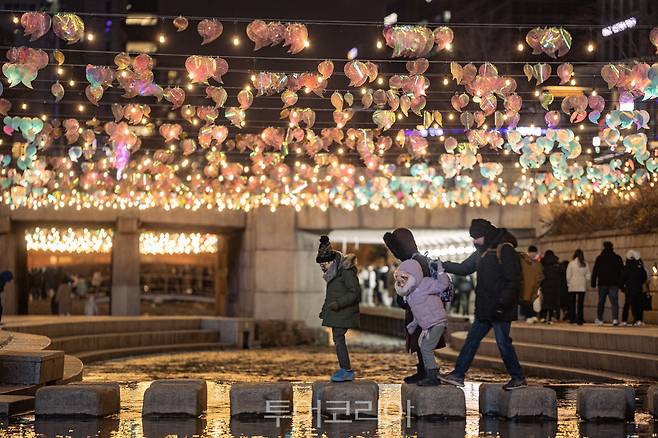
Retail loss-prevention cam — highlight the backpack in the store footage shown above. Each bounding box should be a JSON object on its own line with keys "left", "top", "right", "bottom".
{"left": 416, "top": 253, "right": 455, "bottom": 303}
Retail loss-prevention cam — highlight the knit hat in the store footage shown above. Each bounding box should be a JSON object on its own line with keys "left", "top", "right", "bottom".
{"left": 469, "top": 218, "right": 496, "bottom": 239}
{"left": 316, "top": 235, "right": 336, "bottom": 263}
{"left": 396, "top": 259, "right": 424, "bottom": 286}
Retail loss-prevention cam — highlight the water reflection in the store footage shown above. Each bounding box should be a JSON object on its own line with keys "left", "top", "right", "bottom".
{"left": 229, "top": 417, "right": 292, "bottom": 438}
{"left": 479, "top": 417, "right": 557, "bottom": 438}
{"left": 142, "top": 417, "right": 207, "bottom": 438}
{"left": 403, "top": 419, "right": 466, "bottom": 437}
{"left": 35, "top": 417, "right": 120, "bottom": 438}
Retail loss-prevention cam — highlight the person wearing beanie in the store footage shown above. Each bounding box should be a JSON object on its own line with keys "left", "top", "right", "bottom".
{"left": 621, "top": 250, "right": 648, "bottom": 327}
{"left": 383, "top": 227, "right": 439, "bottom": 384}
{"left": 394, "top": 259, "right": 450, "bottom": 386}
{"left": 316, "top": 235, "right": 360, "bottom": 382}
{"left": 439, "top": 218, "right": 527, "bottom": 391}
{"left": 591, "top": 241, "right": 624, "bottom": 326}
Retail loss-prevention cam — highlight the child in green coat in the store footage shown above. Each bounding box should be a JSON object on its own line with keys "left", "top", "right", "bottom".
{"left": 317, "top": 235, "right": 361, "bottom": 382}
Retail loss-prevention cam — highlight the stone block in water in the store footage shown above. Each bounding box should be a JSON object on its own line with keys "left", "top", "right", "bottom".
{"left": 230, "top": 382, "right": 293, "bottom": 418}
{"left": 0, "top": 350, "right": 64, "bottom": 385}
{"left": 311, "top": 381, "right": 378, "bottom": 418}
{"left": 142, "top": 379, "right": 207, "bottom": 417}
{"left": 479, "top": 384, "right": 557, "bottom": 419}
{"left": 401, "top": 383, "right": 466, "bottom": 419}
{"left": 577, "top": 386, "right": 635, "bottom": 421}
{"left": 35, "top": 382, "right": 120, "bottom": 417}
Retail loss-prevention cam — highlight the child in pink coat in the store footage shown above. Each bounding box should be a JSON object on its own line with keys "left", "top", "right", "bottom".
{"left": 394, "top": 258, "right": 450, "bottom": 386}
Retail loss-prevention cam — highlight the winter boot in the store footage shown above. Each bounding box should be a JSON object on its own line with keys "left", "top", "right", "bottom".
{"left": 417, "top": 368, "right": 440, "bottom": 386}
{"left": 403, "top": 364, "right": 426, "bottom": 384}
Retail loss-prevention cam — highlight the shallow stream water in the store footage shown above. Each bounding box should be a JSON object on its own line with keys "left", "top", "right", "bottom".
{"left": 3, "top": 331, "right": 656, "bottom": 437}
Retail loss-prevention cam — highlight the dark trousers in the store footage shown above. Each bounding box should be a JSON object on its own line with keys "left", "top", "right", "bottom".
{"left": 520, "top": 302, "right": 536, "bottom": 319}
{"left": 622, "top": 290, "right": 644, "bottom": 323}
{"left": 569, "top": 292, "right": 585, "bottom": 324}
{"left": 597, "top": 286, "right": 619, "bottom": 321}
{"left": 453, "top": 320, "right": 524, "bottom": 380}
{"left": 332, "top": 327, "right": 351, "bottom": 370}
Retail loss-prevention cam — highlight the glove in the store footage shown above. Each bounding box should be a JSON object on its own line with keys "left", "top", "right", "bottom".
{"left": 328, "top": 302, "right": 339, "bottom": 311}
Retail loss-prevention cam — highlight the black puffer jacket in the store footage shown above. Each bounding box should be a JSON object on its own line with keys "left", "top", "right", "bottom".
{"left": 540, "top": 253, "right": 565, "bottom": 311}
{"left": 591, "top": 248, "right": 624, "bottom": 288}
{"left": 622, "top": 259, "right": 648, "bottom": 295}
{"left": 443, "top": 228, "right": 521, "bottom": 322}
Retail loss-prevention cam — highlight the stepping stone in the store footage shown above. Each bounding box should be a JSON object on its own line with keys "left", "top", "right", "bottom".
{"left": 648, "top": 385, "right": 658, "bottom": 418}
{"left": 0, "top": 395, "right": 34, "bottom": 417}
{"left": 230, "top": 382, "right": 293, "bottom": 418}
{"left": 35, "top": 382, "right": 120, "bottom": 417}
{"left": 479, "top": 384, "right": 557, "bottom": 419}
{"left": 312, "top": 381, "right": 378, "bottom": 418}
{"left": 577, "top": 386, "right": 635, "bottom": 421}
{"left": 401, "top": 384, "right": 466, "bottom": 419}
{"left": 143, "top": 379, "right": 207, "bottom": 417}
{"left": 0, "top": 350, "right": 65, "bottom": 385}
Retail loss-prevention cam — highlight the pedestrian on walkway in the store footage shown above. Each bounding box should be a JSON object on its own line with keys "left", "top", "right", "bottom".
{"left": 621, "top": 250, "right": 648, "bottom": 327}
{"left": 566, "top": 249, "right": 590, "bottom": 325}
{"left": 539, "top": 250, "right": 565, "bottom": 324}
{"left": 316, "top": 235, "right": 361, "bottom": 383}
{"left": 55, "top": 276, "right": 73, "bottom": 316}
{"left": 439, "top": 219, "right": 527, "bottom": 391}
{"left": 519, "top": 245, "right": 543, "bottom": 324}
{"left": 394, "top": 258, "right": 450, "bottom": 386}
{"left": 591, "top": 241, "right": 624, "bottom": 326}
{"left": 0, "top": 271, "right": 14, "bottom": 325}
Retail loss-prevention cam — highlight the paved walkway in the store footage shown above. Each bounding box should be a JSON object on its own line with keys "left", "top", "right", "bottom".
{"left": 517, "top": 320, "right": 658, "bottom": 336}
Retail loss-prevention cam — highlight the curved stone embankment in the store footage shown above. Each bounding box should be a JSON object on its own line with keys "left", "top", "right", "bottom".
{"left": 0, "top": 316, "right": 256, "bottom": 418}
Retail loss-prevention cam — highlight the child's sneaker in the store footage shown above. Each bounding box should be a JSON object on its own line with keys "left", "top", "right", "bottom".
{"left": 331, "top": 369, "right": 355, "bottom": 382}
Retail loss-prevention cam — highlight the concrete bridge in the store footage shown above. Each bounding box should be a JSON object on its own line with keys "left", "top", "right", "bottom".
{"left": 0, "top": 203, "right": 547, "bottom": 327}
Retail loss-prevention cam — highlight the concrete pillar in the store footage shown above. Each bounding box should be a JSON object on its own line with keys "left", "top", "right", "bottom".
{"left": 238, "top": 208, "right": 325, "bottom": 327}
{"left": 0, "top": 215, "right": 18, "bottom": 315}
{"left": 111, "top": 217, "right": 140, "bottom": 316}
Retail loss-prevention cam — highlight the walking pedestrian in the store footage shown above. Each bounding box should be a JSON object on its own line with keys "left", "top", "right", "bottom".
{"left": 519, "top": 245, "right": 543, "bottom": 324}
{"left": 316, "top": 235, "right": 360, "bottom": 382}
{"left": 591, "top": 241, "right": 624, "bottom": 326}
{"left": 566, "top": 249, "right": 590, "bottom": 325}
{"left": 621, "top": 250, "right": 648, "bottom": 327}
{"left": 539, "top": 250, "right": 564, "bottom": 324}
{"left": 439, "top": 219, "right": 527, "bottom": 391}
{"left": 55, "top": 276, "right": 73, "bottom": 316}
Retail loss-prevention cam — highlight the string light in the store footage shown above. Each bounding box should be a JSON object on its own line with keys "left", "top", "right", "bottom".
{"left": 56, "top": 67, "right": 64, "bottom": 75}
{"left": 139, "top": 232, "right": 219, "bottom": 255}
{"left": 442, "top": 77, "right": 449, "bottom": 86}
{"left": 516, "top": 42, "right": 524, "bottom": 52}
{"left": 232, "top": 36, "right": 240, "bottom": 46}
{"left": 11, "top": 16, "right": 18, "bottom": 24}
{"left": 158, "top": 34, "right": 166, "bottom": 43}
{"left": 376, "top": 40, "right": 383, "bottom": 49}
{"left": 21, "top": 103, "right": 27, "bottom": 110}
{"left": 77, "top": 104, "right": 85, "bottom": 112}
{"left": 86, "top": 32, "right": 95, "bottom": 41}
{"left": 587, "top": 42, "right": 595, "bottom": 52}
{"left": 304, "top": 40, "right": 310, "bottom": 48}
{"left": 69, "top": 79, "right": 75, "bottom": 87}
{"left": 26, "top": 228, "right": 114, "bottom": 254}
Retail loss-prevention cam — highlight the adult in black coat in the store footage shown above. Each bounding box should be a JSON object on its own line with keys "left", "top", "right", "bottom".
{"left": 591, "top": 241, "right": 624, "bottom": 325}
{"left": 383, "top": 228, "right": 444, "bottom": 384}
{"left": 621, "top": 251, "right": 648, "bottom": 326}
{"left": 439, "top": 219, "right": 526, "bottom": 391}
{"left": 539, "top": 250, "right": 566, "bottom": 323}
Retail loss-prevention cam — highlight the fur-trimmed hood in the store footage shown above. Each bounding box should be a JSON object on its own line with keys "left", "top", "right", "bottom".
{"left": 338, "top": 252, "right": 357, "bottom": 271}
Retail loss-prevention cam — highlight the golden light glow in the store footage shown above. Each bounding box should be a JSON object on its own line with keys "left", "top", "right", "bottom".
{"left": 139, "top": 232, "right": 219, "bottom": 255}
{"left": 26, "top": 228, "right": 114, "bottom": 254}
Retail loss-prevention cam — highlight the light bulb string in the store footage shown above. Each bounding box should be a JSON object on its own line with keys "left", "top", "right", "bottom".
{"left": 2, "top": 9, "right": 656, "bottom": 30}
{"left": 3, "top": 82, "right": 613, "bottom": 98}
{"left": 0, "top": 45, "right": 627, "bottom": 65}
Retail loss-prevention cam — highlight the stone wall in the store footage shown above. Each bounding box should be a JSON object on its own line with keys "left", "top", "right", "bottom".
{"left": 540, "top": 229, "right": 658, "bottom": 323}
